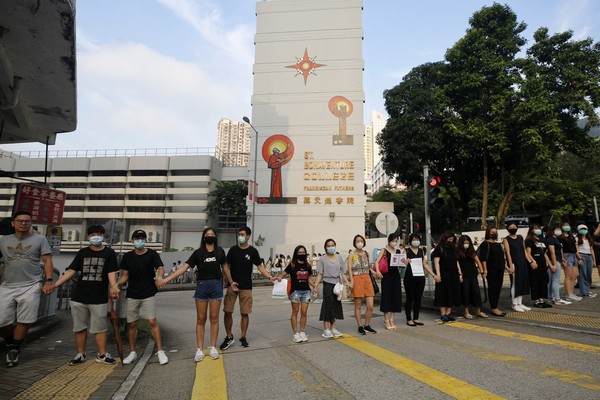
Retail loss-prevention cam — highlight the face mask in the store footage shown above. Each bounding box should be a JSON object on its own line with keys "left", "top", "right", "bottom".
{"left": 411, "top": 241, "right": 420, "bottom": 247}
{"left": 507, "top": 228, "right": 518, "bottom": 235}
{"left": 237, "top": 235, "right": 246, "bottom": 244}
{"left": 133, "top": 239, "right": 145, "bottom": 249}
{"left": 355, "top": 242, "right": 364, "bottom": 249}
{"left": 491, "top": 233, "right": 498, "bottom": 240}
{"left": 326, "top": 246, "right": 336, "bottom": 254}
{"left": 446, "top": 240, "right": 454, "bottom": 246}
{"left": 389, "top": 241, "right": 398, "bottom": 248}
{"left": 579, "top": 229, "right": 588, "bottom": 236}
{"left": 463, "top": 243, "right": 470, "bottom": 249}
{"left": 89, "top": 236, "right": 103, "bottom": 246}
{"left": 297, "top": 254, "right": 307, "bottom": 262}
{"left": 204, "top": 236, "right": 216, "bottom": 245}
{"left": 562, "top": 226, "right": 571, "bottom": 232}
{"left": 533, "top": 229, "right": 542, "bottom": 236}
{"left": 554, "top": 230, "right": 562, "bottom": 236}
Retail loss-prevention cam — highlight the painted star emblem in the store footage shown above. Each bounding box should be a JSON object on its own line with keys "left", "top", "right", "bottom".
{"left": 286, "top": 48, "right": 326, "bottom": 85}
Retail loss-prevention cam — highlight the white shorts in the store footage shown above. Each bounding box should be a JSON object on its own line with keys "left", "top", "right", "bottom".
{"left": 126, "top": 297, "right": 157, "bottom": 323}
{"left": 70, "top": 301, "right": 108, "bottom": 334}
{"left": 0, "top": 283, "right": 42, "bottom": 326}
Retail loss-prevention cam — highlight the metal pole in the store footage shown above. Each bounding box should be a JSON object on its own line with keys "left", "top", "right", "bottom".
{"left": 594, "top": 196, "right": 599, "bottom": 223}
{"left": 423, "top": 166, "right": 431, "bottom": 254}
{"left": 243, "top": 117, "right": 258, "bottom": 246}
{"left": 409, "top": 212, "right": 413, "bottom": 235}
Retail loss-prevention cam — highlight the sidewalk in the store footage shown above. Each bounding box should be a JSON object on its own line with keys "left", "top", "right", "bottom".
{"left": 1, "top": 280, "right": 598, "bottom": 399}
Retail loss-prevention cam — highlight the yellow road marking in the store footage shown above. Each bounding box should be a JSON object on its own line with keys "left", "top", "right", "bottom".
{"left": 13, "top": 360, "right": 115, "bottom": 399}
{"left": 338, "top": 335, "right": 503, "bottom": 399}
{"left": 191, "top": 351, "right": 227, "bottom": 400}
{"left": 447, "top": 322, "right": 600, "bottom": 354}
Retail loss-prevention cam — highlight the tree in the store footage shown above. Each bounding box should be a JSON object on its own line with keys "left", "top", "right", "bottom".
{"left": 379, "top": 3, "right": 600, "bottom": 229}
{"left": 206, "top": 180, "right": 247, "bottom": 218}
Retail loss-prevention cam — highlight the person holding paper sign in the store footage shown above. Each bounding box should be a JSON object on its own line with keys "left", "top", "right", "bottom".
{"left": 375, "top": 233, "right": 407, "bottom": 330}
{"left": 457, "top": 235, "right": 487, "bottom": 319}
{"left": 404, "top": 234, "right": 438, "bottom": 326}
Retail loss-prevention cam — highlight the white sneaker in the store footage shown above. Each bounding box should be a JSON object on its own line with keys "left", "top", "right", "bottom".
{"left": 331, "top": 328, "right": 344, "bottom": 338}
{"left": 322, "top": 329, "right": 333, "bottom": 338}
{"left": 194, "top": 348, "right": 204, "bottom": 362}
{"left": 520, "top": 304, "right": 531, "bottom": 311}
{"left": 156, "top": 350, "right": 168, "bottom": 365}
{"left": 558, "top": 298, "right": 572, "bottom": 305}
{"left": 299, "top": 332, "right": 308, "bottom": 342}
{"left": 292, "top": 333, "right": 302, "bottom": 343}
{"left": 123, "top": 351, "right": 137, "bottom": 365}
{"left": 210, "top": 347, "right": 219, "bottom": 360}
{"left": 512, "top": 305, "right": 525, "bottom": 312}
{"left": 567, "top": 294, "right": 582, "bottom": 301}
{"left": 586, "top": 292, "right": 597, "bottom": 298}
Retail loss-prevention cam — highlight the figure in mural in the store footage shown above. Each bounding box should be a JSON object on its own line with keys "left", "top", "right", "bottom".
{"left": 329, "top": 96, "right": 354, "bottom": 145}
{"left": 258, "top": 135, "right": 296, "bottom": 204}
{"left": 267, "top": 143, "right": 292, "bottom": 198}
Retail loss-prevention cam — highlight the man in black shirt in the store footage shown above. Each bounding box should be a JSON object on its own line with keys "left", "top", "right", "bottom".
{"left": 220, "top": 226, "right": 273, "bottom": 350}
{"left": 50, "top": 225, "right": 120, "bottom": 365}
{"left": 117, "top": 230, "right": 168, "bottom": 365}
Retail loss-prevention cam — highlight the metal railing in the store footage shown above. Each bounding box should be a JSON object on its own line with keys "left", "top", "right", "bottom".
{"left": 1, "top": 147, "right": 216, "bottom": 159}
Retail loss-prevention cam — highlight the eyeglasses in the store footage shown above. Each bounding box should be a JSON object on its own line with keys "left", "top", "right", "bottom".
{"left": 14, "top": 220, "right": 32, "bottom": 224}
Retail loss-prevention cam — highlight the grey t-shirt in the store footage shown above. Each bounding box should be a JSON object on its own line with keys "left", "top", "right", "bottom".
{"left": 0, "top": 233, "right": 52, "bottom": 287}
{"left": 317, "top": 254, "right": 346, "bottom": 284}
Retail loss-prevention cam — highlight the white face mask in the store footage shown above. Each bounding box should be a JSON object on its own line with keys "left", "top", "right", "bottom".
{"left": 89, "top": 236, "right": 103, "bottom": 246}
{"left": 554, "top": 230, "right": 562, "bottom": 236}
{"left": 389, "top": 241, "right": 398, "bottom": 248}
{"left": 463, "top": 243, "right": 470, "bottom": 249}
{"left": 355, "top": 242, "right": 364, "bottom": 249}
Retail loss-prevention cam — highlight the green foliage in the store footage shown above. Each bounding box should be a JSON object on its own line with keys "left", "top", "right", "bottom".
{"left": 206, "top": 180, "right": 248, "bottom": 217}
{"left": 379, "top": 3, "right": 600, "bottom": 228}
{"left": 181, "top": 246, "right": 194, "bottom": 252}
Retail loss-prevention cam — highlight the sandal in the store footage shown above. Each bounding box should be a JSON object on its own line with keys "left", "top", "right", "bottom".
{"left": 464, "top": 314, "right": 474, "bottom": 320}
{"left": 491, "top": 312, "right": 506, "bottom": 317}
{"left": 406, "top": 321, "right": 416, "bottom": 327}
{"left": 384, "top": 319, "right": 393, "bottom": 330}
{"left": 390, "top": 319, "right": 397, "bottom": 330}
{"left": 414, "top": 321, "right": 424, "bottom": 326}
{"left": 477, "top": 312, "right": 489, "bottom": 319}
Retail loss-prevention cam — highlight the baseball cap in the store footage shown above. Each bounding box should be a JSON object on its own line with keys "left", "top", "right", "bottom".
{"left": 131, "top": 229, "right": 147, "bottom": 239}
{"left": 577, "top": 224, "right": 588, "bottom": 231}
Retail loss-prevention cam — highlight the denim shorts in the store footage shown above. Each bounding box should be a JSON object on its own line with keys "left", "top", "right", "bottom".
{"left": 290, "top": 289, "right": 311, "bottom": 304}
{"left": 563, "top": 253, "right": 578, "bottom": 268}
{"left": 193, "top": 279, "right": 224, "bottom": 301}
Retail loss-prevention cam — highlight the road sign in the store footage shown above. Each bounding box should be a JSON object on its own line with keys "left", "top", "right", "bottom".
{"left": 375, "top": 211, "right": 399, "bottom": 236}
{"left": 14, "top": 184, "right": 66, "bottom": 225}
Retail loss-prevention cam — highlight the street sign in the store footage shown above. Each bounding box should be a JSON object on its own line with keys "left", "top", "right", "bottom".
{"left": 14, "top": 184, "right": 66, "bottom": 225}
{"left": 45, "top": 226, "right": 62, "bottom": 256}
{"left": 375, "top": 211, "right": 399, "bottom": 236}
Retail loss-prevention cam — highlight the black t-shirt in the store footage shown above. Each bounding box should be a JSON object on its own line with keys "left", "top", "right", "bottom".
{"left": 545, "top": 236, "right": 563, "bottom": 262}
{"left": 68, "top": 246, "right": 119, "bottom": 304}
{"left": 525, "top": 238, "right": 547, "bottom": 268}
{"left": 560, "top": 234, "right": 577, "bottom": 254}
{"left": 432, "top": 245, "right": 458, "bottom": 273}
{"left": 186, "top": 247, "right": 226, "bottom": 280}
{"left": 120, "top": 248, "right": 163, "bottom": 299}
{"left": 285, "top": 262, "right": 311, "bottom": 292}
{"left": 226, "top": 245, "right": 262, "bottom": 290}
{"left": 477, "top": 241, "right": 505, "bottom": 272}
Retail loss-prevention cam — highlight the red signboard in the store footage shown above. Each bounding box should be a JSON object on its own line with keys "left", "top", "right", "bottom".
{"left": 14, "top": 184, "right": 66, "bottom": 225}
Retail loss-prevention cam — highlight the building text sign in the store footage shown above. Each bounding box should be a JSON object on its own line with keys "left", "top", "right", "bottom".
{"left": 14, "top": 184, "right": 66, "bottom": 225}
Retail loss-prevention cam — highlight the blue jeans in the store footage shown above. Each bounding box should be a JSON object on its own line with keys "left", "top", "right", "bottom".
{"left": 547, "top": 262, "right": 561, "bottom": 301}
{"left": 578, "top": 253, "right": 593, "bottom": 296}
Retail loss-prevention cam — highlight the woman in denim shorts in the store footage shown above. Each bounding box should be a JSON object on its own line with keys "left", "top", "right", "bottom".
{"left": 162, "top": 227, "right": 225, "bottom": 362}
{"left": 559, "top": 222, "right": 582, "bottom": 302}
{"left": 276, "top": 245, "right": 317, "bottom": 343}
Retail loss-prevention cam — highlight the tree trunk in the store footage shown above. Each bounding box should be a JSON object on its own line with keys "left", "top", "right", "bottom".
{"left": 496, "top": 180, "right": 515, "bottom": 228}
{"left": 481, "top": 153, "right": 489, "bottom": 230}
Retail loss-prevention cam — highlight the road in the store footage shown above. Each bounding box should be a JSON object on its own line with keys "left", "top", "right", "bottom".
{"left": 126, "top": 288, "right": 600, "bottom": 400}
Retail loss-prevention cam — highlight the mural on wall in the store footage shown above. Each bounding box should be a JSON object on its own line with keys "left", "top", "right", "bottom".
{"left": 286, "top": 48, "right": 326, "bottom": 85}
{"left": 257, "top": 135, "right": 297, "bottom": 204}
{"left": 329, "top": 96, "right": 354, "bottom": 145}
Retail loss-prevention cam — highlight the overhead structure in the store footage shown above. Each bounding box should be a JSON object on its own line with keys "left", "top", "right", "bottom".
{"left": 0, "top": 0, "right": 77, "bottom": 145}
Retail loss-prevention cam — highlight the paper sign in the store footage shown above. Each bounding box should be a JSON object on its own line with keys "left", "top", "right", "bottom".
{"left": 410, "top": 258, "right": 425, "bottom": 277}
{"left": 390, "top": 253, "right": 406, "bottom": 267}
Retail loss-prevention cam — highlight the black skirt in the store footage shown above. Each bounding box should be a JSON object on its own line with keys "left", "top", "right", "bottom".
{"left": 379, "top": 268, "right": 402, "bottom": 312}
{"left": 319, "top": 282, "right": 344, "bottom": 323}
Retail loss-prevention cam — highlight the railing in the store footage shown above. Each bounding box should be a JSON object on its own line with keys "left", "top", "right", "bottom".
{"left": 1, "top": 147, "right": 216, "bottom": 159}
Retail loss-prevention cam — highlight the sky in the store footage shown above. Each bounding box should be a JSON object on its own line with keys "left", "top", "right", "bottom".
{"left": 4, "top": 0, "right": 600, "bottom": 154}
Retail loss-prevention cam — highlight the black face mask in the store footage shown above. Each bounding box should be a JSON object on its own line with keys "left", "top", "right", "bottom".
{"left": 491, "top": 233, "right": 499, "bottom": 240}
{"left": 204, "top": 236, "right": 216, "bottom": 244}
{"left": 297, "top": 254, "right": 307, "bottom": 262}
{"left": 508, "top": 228, "right": 518, "bottom": 235}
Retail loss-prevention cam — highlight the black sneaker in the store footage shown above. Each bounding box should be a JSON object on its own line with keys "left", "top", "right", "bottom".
{"left": 358, "top": 326, "right": 366, "bottom": 335}
{"left": 69, "top": 353, "right": 87, "bottom": 366}
{"left": 364, "top": 325, "right": 377, "bottom": 334}
{"left": 6, "top": 348, "right": 19, "bottom": 367}
{"left": 239, "top": 337, "right": 249, "bottom": 348}
{"left": 219, "top": 336, "right": 234, "bottom": 350}
{"left": 95, "top": 353, "right": 116, "bottom": 365}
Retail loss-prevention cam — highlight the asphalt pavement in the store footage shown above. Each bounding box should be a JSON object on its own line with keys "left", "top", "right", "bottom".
{"left": 1, "top": 278, "right": 599, "bottom": 399}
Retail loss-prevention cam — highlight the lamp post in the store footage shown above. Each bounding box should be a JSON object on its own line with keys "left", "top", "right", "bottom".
{"left": 243, "top": 116, "right": 258, "bottom": 246}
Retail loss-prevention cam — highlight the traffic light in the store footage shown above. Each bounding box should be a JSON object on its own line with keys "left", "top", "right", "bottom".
{"left": 428, "top": 175, "right": 444, "bottom": 211}
{"left": 585, "top": 203, "right": 594, "bottom": 219}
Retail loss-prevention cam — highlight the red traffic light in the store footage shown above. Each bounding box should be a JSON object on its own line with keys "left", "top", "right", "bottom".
{"left": 428, "top": 176, "right": 441, "bottom": 187}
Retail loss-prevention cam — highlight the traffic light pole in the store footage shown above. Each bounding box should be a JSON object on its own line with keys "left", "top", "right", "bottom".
{"left": 423, "top": 165, "right": 431, "bottom": 256}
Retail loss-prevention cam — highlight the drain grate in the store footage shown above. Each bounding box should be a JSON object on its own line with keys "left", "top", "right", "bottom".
{"left": 506, "top": 311, "right": 600, "bottom": 329}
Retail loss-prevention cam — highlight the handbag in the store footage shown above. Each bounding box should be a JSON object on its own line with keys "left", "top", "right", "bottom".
{"left": 369, "top": 271, "right": 380, "bottom": 294}
{"left": 378, "top": 252, "right": 389, "bottom": 274}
